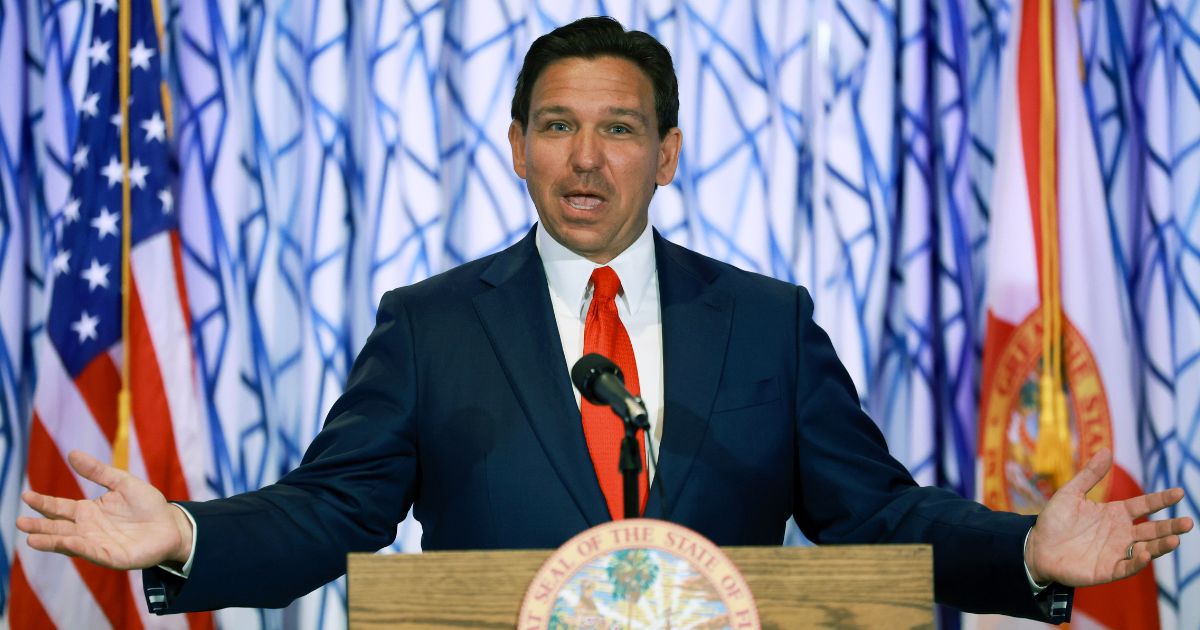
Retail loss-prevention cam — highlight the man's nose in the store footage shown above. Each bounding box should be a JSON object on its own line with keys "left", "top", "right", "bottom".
{"left": 570, "top": 130, "right": 603, "bottom": 172}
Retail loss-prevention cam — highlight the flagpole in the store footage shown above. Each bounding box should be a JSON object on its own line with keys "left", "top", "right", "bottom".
{"left": 115, "top": 0, "right": 133, "bottom": 471}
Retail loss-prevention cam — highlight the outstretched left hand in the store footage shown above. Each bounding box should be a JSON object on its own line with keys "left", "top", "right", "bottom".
{"left": 1025, "top": 448, "right": 1193, "bottom": 586}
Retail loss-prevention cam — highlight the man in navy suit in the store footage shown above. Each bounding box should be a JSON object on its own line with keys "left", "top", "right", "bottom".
{"left": 18, "top": 16, "right": 1191, "bottom": 622}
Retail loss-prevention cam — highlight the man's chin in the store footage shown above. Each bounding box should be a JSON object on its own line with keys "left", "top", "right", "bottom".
{"left": 553, "top": 229, "right": 622, "bottom": 263}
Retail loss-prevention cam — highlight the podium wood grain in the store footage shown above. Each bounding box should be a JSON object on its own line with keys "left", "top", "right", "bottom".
{"left": 349, "top": 544, "right": 931, "bottom": 628}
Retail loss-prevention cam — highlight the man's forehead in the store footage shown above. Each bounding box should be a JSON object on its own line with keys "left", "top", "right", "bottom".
{"left": 528, "top": 56, "right": 655, "bottom": 116}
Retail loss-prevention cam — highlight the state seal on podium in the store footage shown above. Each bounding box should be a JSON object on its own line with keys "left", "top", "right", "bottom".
{"left": 518, "top": 518, "right": 760, "bottom": 629}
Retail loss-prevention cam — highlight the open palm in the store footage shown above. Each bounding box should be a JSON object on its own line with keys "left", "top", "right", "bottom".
{"left": 1026, "top": 448, "right": 1192, "bottom": 587}
{"left": 16, "top": 450, "right": 190, "bottom": 570}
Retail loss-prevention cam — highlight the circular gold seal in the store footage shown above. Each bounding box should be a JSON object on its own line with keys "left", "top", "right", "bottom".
{"left": 517, "top": 519, "right": 759, "bottom": 629}
{"left": 980, "top": 308, "right": 1113, "bottom": 513}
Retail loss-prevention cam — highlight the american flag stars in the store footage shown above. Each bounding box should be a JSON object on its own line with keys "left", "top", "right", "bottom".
{"left": 81, "top": 259, "right": 111, "bottom": 291}
{"left": 44, "top": 0, "right": 176, "bottom": 374}
{"left": 79, "top": 92, "right": 100, "bottom": 118}
{"left": 73, "top": 145, "right": 89, "bottom": 171}
{"left": 70, "top": 311, "right": 100, "bottom": 343}
{"left": 129, "top": 160, "right": 149, "bottom": 189}
{"left": 62, "top": 197, "right": 81, "bottom": 223}
{"left": 141, "top": 112, "right": 165, "bottom": 143}
{"left": 101, "top": 156, "right": 123, "bottom": 187}
{"left": 51, "top": 251, "right": 71, "bottom": 277}
{"left": 90, "top": 207, "right": 119, "bottom": 239}
{"left": 87, "top": 38, "right": 111, "bottom": 66}
{"left": 158, "top": 188, "right": 173, "bottom": 214}
{"left": 129, "top": 40, "right": 155, "bottom": 71}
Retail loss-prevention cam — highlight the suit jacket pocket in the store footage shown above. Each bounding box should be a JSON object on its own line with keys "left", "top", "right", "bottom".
{"left": 712, "top": 376, "right": 781, "bottom": 413}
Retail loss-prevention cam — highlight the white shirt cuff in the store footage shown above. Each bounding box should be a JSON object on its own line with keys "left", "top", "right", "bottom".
{"left": 1023, "top": 528, "right": 1049, "bottom": 595}
{"left": 156, "top": 504, "right": 197, "bottom": 578}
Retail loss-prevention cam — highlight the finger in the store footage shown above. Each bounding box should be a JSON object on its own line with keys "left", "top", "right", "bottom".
{"left": 21, "top": 490, "right": 77, "bottom": 521}
{"left": 1132, "top": 516, "right": 1194, "bottom": 541}
{"left": 1144, "top": 535, "right": 1181, "bottom": 560}
{"left": 1123, "top": 487, "right": 1185, "bottom": 520}
{"left": 1058, "top": 448, "right": 1112, "bottom": 498}
{"left": 67, "top": 450, "right": 126, "bottom": 492}
{"left": 29, "top": 534, "right": 124, "bottom": 569}
{"left": 16, "top": 516, "right": 78, "bottom": 537}
{"left": 1116, "top": 549, "right": 1153, "bottom": 581}
{"left": 25, "top": 534, "right": 80, "bottom": 559}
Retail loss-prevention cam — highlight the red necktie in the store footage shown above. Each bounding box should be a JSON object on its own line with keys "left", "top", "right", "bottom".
{"left": 581, "top": 266, "right": 648, "bottom": 519}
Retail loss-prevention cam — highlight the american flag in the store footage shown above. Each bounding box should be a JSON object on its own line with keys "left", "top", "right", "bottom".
{"left": 8, "top": 0, "right": 212, "bottom": 627}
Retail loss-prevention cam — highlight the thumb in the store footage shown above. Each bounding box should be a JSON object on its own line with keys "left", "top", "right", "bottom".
{"left": 1056, "top": 447, "right": 1111, "bottom": 499}
{"left": 66, "top": 450, "right": 126, "bottom": 492}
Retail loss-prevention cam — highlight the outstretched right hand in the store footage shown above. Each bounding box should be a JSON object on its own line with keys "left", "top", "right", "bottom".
{"left": 16, "top": 450, "right": 193, "bottom": 570}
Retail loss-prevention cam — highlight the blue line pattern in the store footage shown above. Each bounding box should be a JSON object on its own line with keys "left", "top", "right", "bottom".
{"left": 1, "top": 1, "right": 1197, "bottom": 628}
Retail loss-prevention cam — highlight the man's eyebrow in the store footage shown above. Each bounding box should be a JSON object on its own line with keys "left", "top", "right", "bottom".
{"left": 531, "top": 106, "right": 572, "bottom": 120}
{"left": 530, "top": 106, "right": 650, "bottom": 126}
{"left": 606, "top": 108, "right": 649, "bottom": 125}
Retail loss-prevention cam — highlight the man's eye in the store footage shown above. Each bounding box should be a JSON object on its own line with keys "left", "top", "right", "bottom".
{"left": 610, "top": 125, "right": 630, "bottom": 134}
{"left": 548, "top": 122, "right": 570, "bottom": 132}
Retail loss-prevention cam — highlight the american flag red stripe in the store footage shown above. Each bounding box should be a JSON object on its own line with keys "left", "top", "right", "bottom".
{"left": 12, "top": 0, "right": 214, "bottom": 626}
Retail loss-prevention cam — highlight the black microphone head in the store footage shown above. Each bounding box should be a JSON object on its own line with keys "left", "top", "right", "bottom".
{"left": 571, "top": 353, "right": 624, "bottom": 405}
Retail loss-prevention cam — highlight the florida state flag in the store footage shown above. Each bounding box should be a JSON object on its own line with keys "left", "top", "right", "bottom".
{"left": 977, "top": 0, "right": 1161, "bottom": 627}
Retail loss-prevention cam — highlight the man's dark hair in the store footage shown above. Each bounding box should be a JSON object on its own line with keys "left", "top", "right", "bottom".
{"left": 511, "top": 16, "right": 679, "bottom": 138}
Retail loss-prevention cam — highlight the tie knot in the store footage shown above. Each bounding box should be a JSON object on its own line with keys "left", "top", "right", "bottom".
{"left": 590, "top": 266, "right": 622, "bottom": 300}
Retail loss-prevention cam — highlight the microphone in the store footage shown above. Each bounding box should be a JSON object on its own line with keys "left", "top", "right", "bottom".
{"left": 570, "top": 353, "right": 649, "bottom": 429}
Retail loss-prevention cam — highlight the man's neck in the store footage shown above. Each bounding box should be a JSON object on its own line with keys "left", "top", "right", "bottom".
{"left": 536, "top": 222, "right": 657, "bottom": 316}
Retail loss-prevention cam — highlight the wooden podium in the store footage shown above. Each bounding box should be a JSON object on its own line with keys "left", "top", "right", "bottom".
{"left": 349, "top": 544, "right": 932, "bottom": 628}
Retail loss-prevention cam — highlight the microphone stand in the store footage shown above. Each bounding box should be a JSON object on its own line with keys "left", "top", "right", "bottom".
{"left": 611, "top": 397, "right": 650, "bottom": 520}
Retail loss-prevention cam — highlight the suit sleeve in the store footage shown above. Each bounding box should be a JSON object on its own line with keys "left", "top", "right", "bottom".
{"left": 143, "top": 290, "right": 420, "bottom": 612}
{"left": 788, "top": 287, "right": 1072, "bottom": 622}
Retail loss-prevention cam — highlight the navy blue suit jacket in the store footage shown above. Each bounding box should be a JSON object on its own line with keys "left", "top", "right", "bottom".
{"left": 146, "top": 228, "right": 1069, "bottom": 620}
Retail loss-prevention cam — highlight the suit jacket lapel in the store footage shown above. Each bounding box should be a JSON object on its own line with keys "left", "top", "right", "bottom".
{"left": 473, "top": 230, "right": 610, "bottom": 527}
{"left": 644, "top": 232, "right": 733, "bottom": 520}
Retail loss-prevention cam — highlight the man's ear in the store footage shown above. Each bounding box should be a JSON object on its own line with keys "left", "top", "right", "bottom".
{"left": 508, "top": 120, "right": 528, "bottom": 180}
{"left": 656, "top": 127, "right": 683, "bottom": 186}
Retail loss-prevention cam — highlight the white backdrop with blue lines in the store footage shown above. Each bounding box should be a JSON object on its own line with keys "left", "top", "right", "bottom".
{"left": 1, "top": 1, "right": 1197, "bottom": 628}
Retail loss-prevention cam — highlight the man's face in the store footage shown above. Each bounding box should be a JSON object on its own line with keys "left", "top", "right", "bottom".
{"left": 509, "top": 56, "right": 682, "bottom": 264}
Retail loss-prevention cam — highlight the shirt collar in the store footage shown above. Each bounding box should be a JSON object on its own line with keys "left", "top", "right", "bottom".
{"left": 536, "top": 222, "right": 656, "bottom": 316}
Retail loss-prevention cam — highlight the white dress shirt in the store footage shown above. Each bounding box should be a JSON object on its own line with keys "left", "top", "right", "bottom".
{"left": 536, "top": 222, "right": 664, "bottom": 482}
